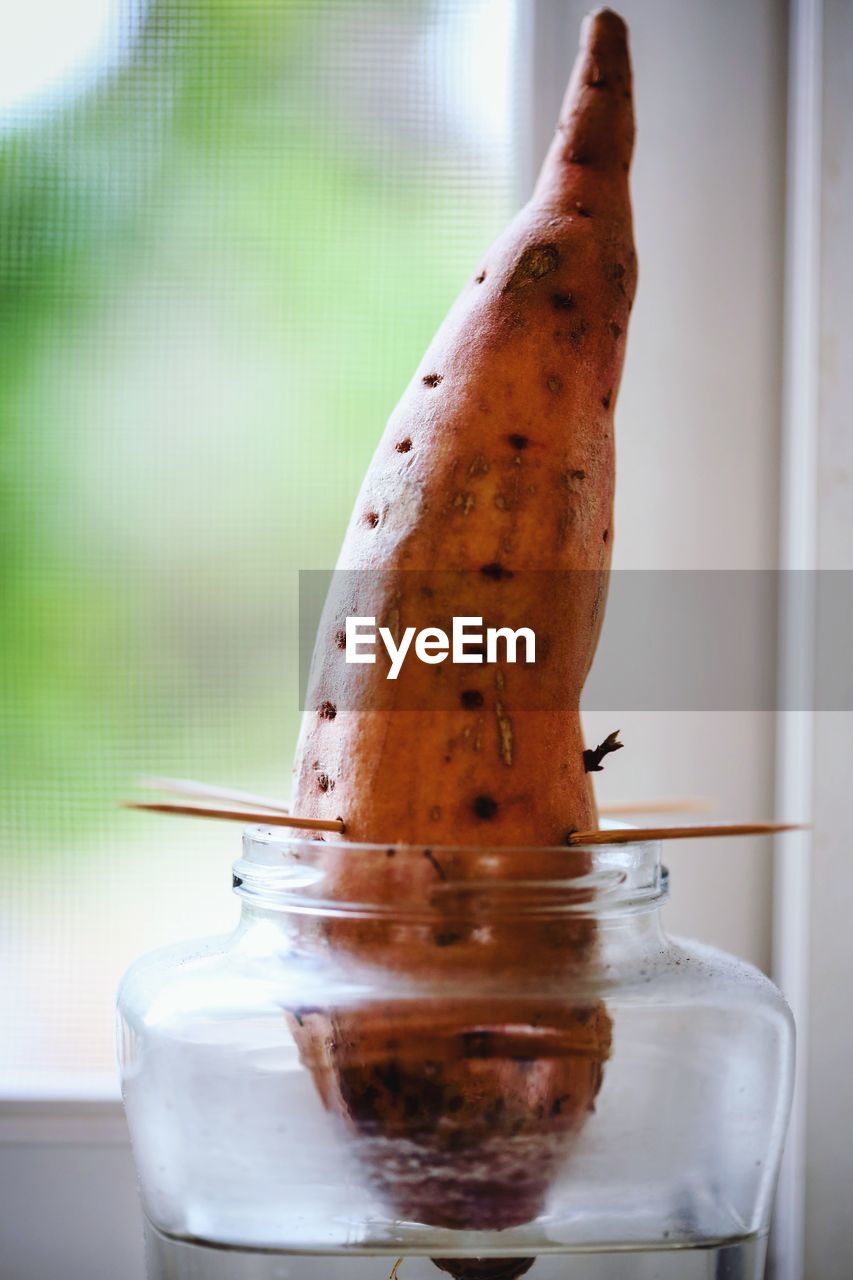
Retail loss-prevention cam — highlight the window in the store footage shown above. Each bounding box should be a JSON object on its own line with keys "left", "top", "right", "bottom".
{"left": 5, "top": 4, "right": 841, "bottom": 1277}
{"left": 0, "top": 0, "right": 520, "bottom": 1087}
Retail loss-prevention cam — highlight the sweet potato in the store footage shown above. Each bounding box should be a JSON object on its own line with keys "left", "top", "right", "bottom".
{"left": 289, "top": 8, "right": 635, "bottom": 1231}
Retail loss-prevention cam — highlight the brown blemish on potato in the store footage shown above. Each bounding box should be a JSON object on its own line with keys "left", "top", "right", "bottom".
{"left": 552, "top": 292, "right": 574, "bottom": 311}
{"left": 364, "top": 511, "right": 380, "bottom": 528}
{"left": 495, "top": 700, "right": 514, "bottom": 767}
{"left": 504, "top": 243, "right": 560, "bottom": 293}
{"left": 334, "top": 629, "right": 346, "bottom": 650}
{"left": 472, "top": 794, "right": 499, "bottom": 820}
{"left": 552, "top": 324, "right": 582, "bottom": 346}
{"left": 460, "top": 689, "right": 485, "bottom": 710}
{"left": 547, "top": 375, "right": 563, "bottom": 393}
{"left": 602, "top": 390, "right": 612, "bottom": 409}
{"left": 423, "top": 848, "right": 447, "bottom": 880}
{"left": 318, "top": 701, "right": 337, "bottom": 721}
{"left": 395, "top": 437, "right": 412, "bottom": 453}
{"left": 608, "top": 321, "right": 622, "bottom": 338}
{"left": 480, "top": 562, "right": 513, "bottom": 581}
{"left": 474, "top": 269, "right": 487, "bottom": 284}
{"left": 507, "top": 433, "right": 529, "bottom": 450}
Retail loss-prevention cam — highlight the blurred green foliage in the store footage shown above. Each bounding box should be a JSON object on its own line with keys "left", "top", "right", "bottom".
{"left": 0, "top": 0, "right": 510, "bottom": 846}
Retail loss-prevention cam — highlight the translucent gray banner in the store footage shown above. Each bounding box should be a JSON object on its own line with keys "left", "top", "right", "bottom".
{"left": 297, "top": 571, "right": 850, "bottom": 711}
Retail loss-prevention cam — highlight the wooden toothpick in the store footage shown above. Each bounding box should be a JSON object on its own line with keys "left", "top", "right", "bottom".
{"left": 123, "top": 800, "right": 343, "bottom": 834}
{"left": 567, "top": 821, "right": 803, "bottom": 846}
{"left": 123, "top": 789, "right": 802, "bottom": 847}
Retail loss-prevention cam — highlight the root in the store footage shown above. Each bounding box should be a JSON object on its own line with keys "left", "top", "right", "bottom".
{"left": 431, "top": 1258, "right": 536, "bottom": 1280}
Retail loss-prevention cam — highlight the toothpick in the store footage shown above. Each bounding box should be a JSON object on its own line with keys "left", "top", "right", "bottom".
{"left": 123, "top": 798, "right": 801, "bottom": 846}
{"left": 137, "top": 775, "right": 289, "bottom": 813}
{"left": 567, "top": 821, "right": 803, "bottom": 846}
{"left": 123, "top": 801, "right": 343, "bottom": 834}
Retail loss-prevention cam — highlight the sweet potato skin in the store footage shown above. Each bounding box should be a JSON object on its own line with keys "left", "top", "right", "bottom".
{"left": 293, "top": 8, "right": 635, "bottom": 851}
{"left": 295, "top": 998, "right": 612, "bottom": 1231}
{"left": 288, "top": 9, "right": 636, "bottom": 1231}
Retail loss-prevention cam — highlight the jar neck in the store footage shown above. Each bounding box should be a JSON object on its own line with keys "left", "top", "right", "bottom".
{"left": 235, "top": 901, "right": 666, "bottom": 977}
{"left": 231, "top": 829, "right": 670, "bottom": 968}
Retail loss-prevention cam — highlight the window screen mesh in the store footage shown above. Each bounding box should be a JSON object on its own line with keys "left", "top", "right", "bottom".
{"left": 0, "top": 0, "right": 523, "bottom": 1083}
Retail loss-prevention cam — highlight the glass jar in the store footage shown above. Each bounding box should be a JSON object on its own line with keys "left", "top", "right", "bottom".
{"left": 117, "top": 829, "right": 794, "bottom": 1280}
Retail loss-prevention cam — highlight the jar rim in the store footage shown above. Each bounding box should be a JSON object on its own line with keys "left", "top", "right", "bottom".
{"left": 232, "top": 825, "right": 669, "bottom": 919}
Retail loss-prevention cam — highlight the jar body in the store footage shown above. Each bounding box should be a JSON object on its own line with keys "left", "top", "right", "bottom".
{"left": 117, "top": 836, "right": 793, "bottom": 1264}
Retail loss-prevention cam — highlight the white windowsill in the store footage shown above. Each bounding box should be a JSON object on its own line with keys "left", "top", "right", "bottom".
{"left": 0, "top": 1074, "right": 126, "bottom": 1144}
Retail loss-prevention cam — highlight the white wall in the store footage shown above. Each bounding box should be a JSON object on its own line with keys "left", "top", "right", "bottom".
{"left": 535, "top": 0, "right": 788, "bottom": 971}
